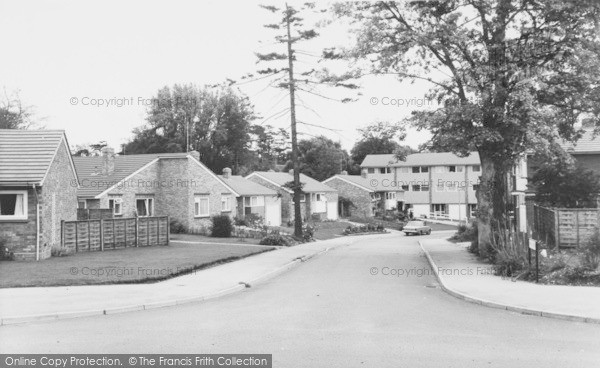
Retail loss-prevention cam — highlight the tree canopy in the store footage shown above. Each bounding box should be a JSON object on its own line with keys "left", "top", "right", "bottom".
{"left": 335, "top": 0, "right": 600, "bottom": 256}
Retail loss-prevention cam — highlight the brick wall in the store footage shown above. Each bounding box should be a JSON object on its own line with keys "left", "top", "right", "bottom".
{"left": 324, "top": 177, "right": 373, "bottom": 218}
{"left": 40, "top": 140, "right": 78, "bottom": 258}
{"left": 0, "top": 187, "right": 39, "bottom": 260}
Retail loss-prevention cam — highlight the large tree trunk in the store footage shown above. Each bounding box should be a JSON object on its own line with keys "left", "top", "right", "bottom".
{"left": 477, "top": 150, "right": 511, "bottom": 258}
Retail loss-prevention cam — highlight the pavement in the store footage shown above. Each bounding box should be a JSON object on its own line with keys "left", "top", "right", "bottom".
{"left": 2, "top": 231, "right": 599, "bottom": 367}
{"left": 420, "top": 238, "right": 600, "bottom": 323}
{"left": 0, "top": 232, "right": 392, "bottom": 325}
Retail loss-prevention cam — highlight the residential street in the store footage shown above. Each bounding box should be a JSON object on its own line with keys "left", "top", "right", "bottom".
{"left": 1, "top": 233, "right": 598, "bottom": 367}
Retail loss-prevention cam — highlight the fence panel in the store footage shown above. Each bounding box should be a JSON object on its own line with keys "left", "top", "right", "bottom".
{"left": 61, "top": 216, "right": 169, "bottom": 253}
{"left": 533, "top": 205, "right": 599, "bottom": 248}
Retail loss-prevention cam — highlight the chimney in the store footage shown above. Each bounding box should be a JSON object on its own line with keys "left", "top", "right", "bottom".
{"left": 361, "top": 168, "right": 368, "bottom": 178}
{"left": 341, "top": 170, "right": 348, "bottom": 175}
{"left": 101, "top": 147, "right": 115, "bottom": 176}
{"left": 189, "top": 150, "right": 200, "bottom": 161}
{"left": 222, "top": 167, "right": 232, "bottom": 179}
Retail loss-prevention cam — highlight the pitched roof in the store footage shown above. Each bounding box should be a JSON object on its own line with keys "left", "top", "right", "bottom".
{"left": 218, "top": 175, "right": 277, "bottom": 196}
{"left": 559, "top": 129, "right": 600, "bottom": 154}
{"left": 361, "top": 152, "right": 480, "bottom": 167}
{"left": 0, "top": 129, "right": 76, "bottom": 186}
{"left": 360, "top": 154, "right": 397, "bottom": 167}
{"left": 324, "top": 174, "right": 402, "bottom": 192}
{"left": 247, "top": 171, "right": 337, "bottom": 193}
{"left": 74, "top": 153, "right": 238, "bottom": 198}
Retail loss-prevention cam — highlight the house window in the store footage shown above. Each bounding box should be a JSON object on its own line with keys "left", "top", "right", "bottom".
{"left": 0, "top": 191, "right": 27, "bottom": 220}
{"left": 412, "top": 184, "right": 421, "bottom": 191}
{"left": 385, "top": 192, "right": 396, "bottom": 200}
{"left": 108, "top": 198, "right": 122, "bottom": 216}
{"left": 244, "top": 196, "right": 259, "bottom": 207}
{"left": 431, "top": 204, "right": 448, "bottom": 214}
{"left": 221, "top": 195, "right": 232, "bottom": 212}
{"left": 367, "top": 168, "right": 375, "bottom": 174}
{"left": 412, "top": 166, "right": 429, "bottom": 173}
{"left": 421, "top": 184, "right": 430, "bottom": 191}
{"left": 313, "top": 193, "right": 324, "bottom": 202}
{"left": 78, "top": 200, "right": 87, "bottom": 209}
{"left": 399, "top": 167, "right": 410, "bottom": 173}
{"left": 194, "top": 195, "right": 210, "bottom": 217}
{"left": 472, "top": 165, "right": 481, "bottom": 172}
{"left": 401, "top": 185, "right": 409, "bottom": 191}
{"left": 434, "top": 166, "right": 447, "bottom": 173}
{"left": 136, "top": 198, "right": 154, "bottom": 217}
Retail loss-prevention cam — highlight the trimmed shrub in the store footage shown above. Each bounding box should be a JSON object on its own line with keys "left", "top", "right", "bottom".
{"left": 169, "top": 219, "right": 187, "bottom": 234}
{"left": 259, "top": 232, "right": 292, "bottom": 246}
{"left": 211, "top": 215, "right": 233, "bottom": 238}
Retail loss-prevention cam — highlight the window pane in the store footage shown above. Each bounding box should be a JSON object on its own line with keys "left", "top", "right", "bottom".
{"left": 0, "top": 194, "right": 17, "bottom": 215}
{"left": 412, "top": 167, "right": 419, "bottom": 173}
{"left": 421, "top": 166, "right": 429, "bottom": 173}
{"left": 200, "top": 198, "right": 209, "bottom": 215}
{"left": 136, "top": 199, "right": 147, "bottom": 216}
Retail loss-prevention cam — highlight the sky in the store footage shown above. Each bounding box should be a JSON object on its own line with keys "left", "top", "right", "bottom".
{"left": 0, "top": 0, "right": 434, "bottom": 152}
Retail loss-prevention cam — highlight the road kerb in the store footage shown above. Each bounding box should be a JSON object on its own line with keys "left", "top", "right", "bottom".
{"left": 418, "top": 240, "right": 600, "bottom": 325}
{"left": 0, "top": 244, "right": 344, "bottom": 326}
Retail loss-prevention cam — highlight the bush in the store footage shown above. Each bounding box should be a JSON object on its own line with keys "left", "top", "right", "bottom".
{"left": 211, "top": 215, "right": 233, "bottom": 238}
{"left": 259, "top": 232, "right": 292, "bottom": 246}
{"left": 0, "top": 236, "right": 12, "bottom": 260}
{"left": 169, "top": 219, "right": 187, "bottom": 234}
{"left": 234, "top": 217, "right": 248, "bottom": 227}
{"left": 302, "top": 223, "right": 316, "bottom": 242}
{"left": 342, "top": 224, "right": 386, "bottom": 235}
{"left": 493, "top": 248, "right": 527, "bottom": 277}
{"left": 580, "top": 228, "right": 600, "bottom": 270}
{"left": 450, "top": 221, "right": 478, "bottom": 243}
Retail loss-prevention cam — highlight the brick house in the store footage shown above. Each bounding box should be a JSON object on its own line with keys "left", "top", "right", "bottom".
{"left": 0, "top": 130, "right": 79, "bottom": 260}
{"left": 73, "top": 149, "right": 239, "bottom": 233}
{"left": 323, "top": 171, "right": 403, "bottom": 218}
{"left": 218, "top": 168, "right": 282, "bottom": 226}
{"left": 246, "top": 170, "right": 338, "bottom": 222}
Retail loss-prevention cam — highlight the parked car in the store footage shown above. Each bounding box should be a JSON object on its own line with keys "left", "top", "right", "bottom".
{"left": 403, "top": 221, "right": 431, "bottom": 236}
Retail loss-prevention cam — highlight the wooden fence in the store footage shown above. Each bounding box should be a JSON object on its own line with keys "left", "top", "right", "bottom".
{"left": 532, "top": 205, "right": 599, "bottom": 248}
{"left": 61, "top": 216, "right": 169, "bottom": 253}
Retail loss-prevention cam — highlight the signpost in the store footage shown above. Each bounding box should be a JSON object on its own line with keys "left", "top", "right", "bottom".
{"left": 528, "top": 238, "right": 539, "bottom": 283}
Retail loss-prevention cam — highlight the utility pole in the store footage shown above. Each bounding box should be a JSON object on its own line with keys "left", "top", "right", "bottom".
{"left": 285, "top": 3, "right": 303, "bottom": 238}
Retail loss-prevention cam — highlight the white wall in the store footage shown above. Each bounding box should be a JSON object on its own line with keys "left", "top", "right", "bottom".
{"left": 412, "top": 204, "right": 430, "bottom": 218}
{"left": 264, "top": 195, "right": 281, "bottom": 227}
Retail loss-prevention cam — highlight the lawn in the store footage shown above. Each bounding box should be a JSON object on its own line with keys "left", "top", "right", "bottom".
{"left": 275, "top": 220, "right": 353, "bottom": 240}
{"left": 0, "top": 242, "right": 272, "bottom": 288}
{"left": 170, "top": 233, "right": 263, "bottom": 245}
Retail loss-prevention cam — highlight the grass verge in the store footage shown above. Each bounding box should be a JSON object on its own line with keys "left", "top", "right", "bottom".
{"left": 0, "top": 242, "right": 272, "bottom": 288}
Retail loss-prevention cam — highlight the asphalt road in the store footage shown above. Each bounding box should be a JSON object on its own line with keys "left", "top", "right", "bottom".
{"left": 1, "top": 233, "right": 599, "bottom": 367}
